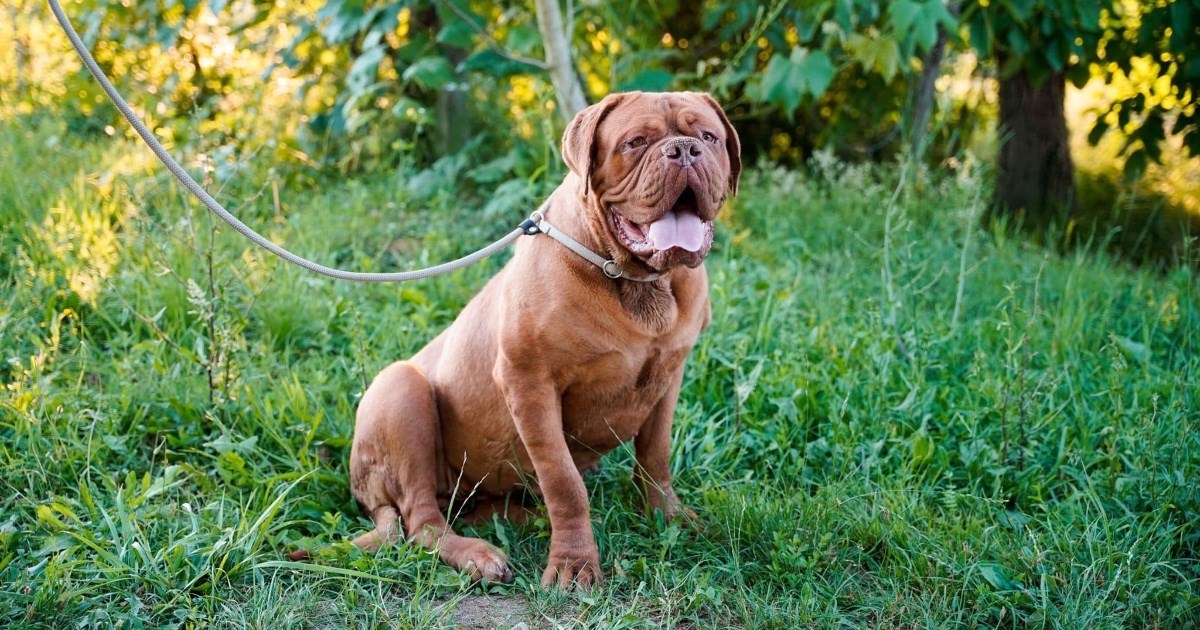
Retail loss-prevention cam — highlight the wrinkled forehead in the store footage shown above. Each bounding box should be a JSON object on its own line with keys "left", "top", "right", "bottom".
{"left": 596, "top": 93, "right": 722, "bottom": 145}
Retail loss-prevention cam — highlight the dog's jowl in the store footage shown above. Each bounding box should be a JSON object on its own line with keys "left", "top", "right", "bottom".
{"left": 348, "top": 91, "right": 741, "bottom": 589}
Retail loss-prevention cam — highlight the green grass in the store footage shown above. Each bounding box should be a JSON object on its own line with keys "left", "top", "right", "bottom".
{"left": 1, "top": 117, "right": 1197, "bottom": 628}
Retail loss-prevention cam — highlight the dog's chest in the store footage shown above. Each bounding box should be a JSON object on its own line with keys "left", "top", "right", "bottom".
{"left": 560, "top": 342, "right": 691, "bottom": 451}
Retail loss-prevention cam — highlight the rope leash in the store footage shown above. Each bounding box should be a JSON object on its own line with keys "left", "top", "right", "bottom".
{"left": 48, "top": 0, "right": 657, "bottom": 284}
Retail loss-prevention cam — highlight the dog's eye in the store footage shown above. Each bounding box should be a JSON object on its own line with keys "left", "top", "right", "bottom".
{"left": 625, "top": 137, "right": 647, "bottom": 149}
{"left": 701, "top": 131, "right": 719, "bottom": 143}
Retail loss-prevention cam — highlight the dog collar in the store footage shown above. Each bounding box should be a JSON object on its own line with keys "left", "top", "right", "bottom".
{"left": 519, "top": 210, "right": 662, "bottom": 283}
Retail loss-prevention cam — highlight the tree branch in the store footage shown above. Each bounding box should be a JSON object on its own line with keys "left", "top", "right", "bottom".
{"left": 533, "top": 0, "right": 588, "bottom": 121}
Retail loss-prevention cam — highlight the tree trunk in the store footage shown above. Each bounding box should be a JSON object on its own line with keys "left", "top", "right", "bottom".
{"left": 910, "top": 31, "right": 947, "bottom": 157}
{"left": 994, "top": 67, "right": 1074, "bottom": 221}
{"left": 412, "top": 7, "right": 468, "bottom": 156}
{"left": 435, "top": 48, "right": 470, "bottom": 155}
{"left": 533, "top": 0, "right": 587, "bottom": 123}
{"left": 910, "top": 2, "right": 958, "bottom": 157}
{"left": 9, "top": 2, "right": 27, "bottom": 99}
{"left": 415, "top": 6, "right": 469, "bottom": 155}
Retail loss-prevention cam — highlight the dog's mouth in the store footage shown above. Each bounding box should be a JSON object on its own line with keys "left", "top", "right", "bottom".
{"left": 609, "top": 188, "right": 714, "bottom": 269}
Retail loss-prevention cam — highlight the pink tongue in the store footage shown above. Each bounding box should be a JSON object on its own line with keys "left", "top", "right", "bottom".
{"left": 647, "top": 210, "right": 706, "bottom": 252}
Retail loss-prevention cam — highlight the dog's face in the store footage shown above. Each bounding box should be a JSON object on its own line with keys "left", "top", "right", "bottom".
{"left": 562, "top": 92, "right": 742, "bottom": 272}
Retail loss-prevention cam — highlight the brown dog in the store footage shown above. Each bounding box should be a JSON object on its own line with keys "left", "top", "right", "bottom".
{"left": 347, "top": 91, "right": 741, "bottom": 588}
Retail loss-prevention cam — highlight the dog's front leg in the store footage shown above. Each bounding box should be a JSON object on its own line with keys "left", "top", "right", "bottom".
{"left": 634, "top": 368, "right": 696, "bottom": 523}
{"left": 495, "top": 354, "right": 603, "bottom": 589}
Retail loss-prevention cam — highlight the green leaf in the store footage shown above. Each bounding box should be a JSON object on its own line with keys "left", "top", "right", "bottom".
{"left": 459, "top": 49, "right": 530, "bottom": 78}
{"left": 1113, "top": 335, "right": 1150, "bottom": 364}
{"left": 1170, "top": 2, "right": 1193, "bottom": 51}
{"left": 1044, "top": 40, "right": 1064, "bottom": 72}
{"left": 701, "top": 5, "right": 724, "bottom": 31}
{"left": 617, "top": 68, "right": 675, "bottom": 92}
{"left": 205, "top": 434, "right": 259, "bottom": 455}
{"left": 877, "top": 41, "right": 901, "bottom": 81}
{"left": 834, "top": 0, "right": 854, "bottom": 32}
{"left": 1067, "top": 62, "right": 1090, "bottom": 88}
{"left": 402, "top": 56, "right": 455, "bottom": 89}
{"left": 1006, "top": 29, "right": 1029, "bottom": 57}
{"left": 928, "top": 0, "right": 958, "bottom": 29}
{"left": 1086, "top": 117, "right": 1109, "bottom": 145}
{"left": 910, "top": 430, "right": 935, "bottom": 466}
{"left": 914, "top": 11, "right": 939, "bottom": 51}
{"left": 390, "top": 97, "right": 431, "bottom": 123}
{"left": 481, "top": 179, "right": 536, "bottom": 219}
{"left": 889, "top": 0, "right": 921, "bottom": 35}
{"left": 216, "top": 451, "right": 249, "bottom": 484}
{"left": 1007, "top": 0, "right": 1035, "bottom": 21}
{"left": 320, "top": 1, "right": 370, "bottom": 45}
{"left": 760, "top": 47, "right": 837, "bottom": 115}
{"left": 346, "top": 45, "right": 385, "bottom": 91}
{"left": 760, "top": 51, "right": 804, "bottom": 115}
{"left": 1124, "top": 148, "right": 1148, "bottom": 182}
{"left": 143, "top": 465, "right": 185, "bottom": 500}
{"left": 436, "top": 21, "right": 474, "bottom": 49}
{"left": 801, "top": 50, "right": 836, "bottom": 98}
{"left": 980, "top": 563, "right": 1015, "bottom": 590}
{"left": 469, "top": 149, "right": 521, "bottom": 184}
{"left": 505, "top": 25, "right": 542, "bottom": 55}
{"left": 967, "top": 14, "right": 991, "bottom": 57}
{"left": 846, "top": 33, "right": 901, "bottom": 81}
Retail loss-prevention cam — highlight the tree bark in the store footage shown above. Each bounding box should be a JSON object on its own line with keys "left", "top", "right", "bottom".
{"left": 435, "top": 47, "right": 470, "bottom": 154}
{"left": 910, "top": 30, "right": 947, "bottom": 157}
{"left": 994, "top": 67, "right": 1074, "bottom": 221}
{"left": 910, "top": 2, "right": 959, "bottom": 157}
{"left": 9, "top": 2, "right": 27, "bottom": 99}
{"left": 416, "top": 5, "right": 470, "bottom": 154}
{"left": 533, "top": 0, "right": 587, "bottom": 123}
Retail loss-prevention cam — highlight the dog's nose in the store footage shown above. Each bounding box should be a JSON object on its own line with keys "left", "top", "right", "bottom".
{"left": 661, "top": 138, "right": 702, "bottom": 166}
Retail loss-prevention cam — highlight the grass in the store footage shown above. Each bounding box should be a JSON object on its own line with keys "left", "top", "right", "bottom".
{"left": 1, "top": 116, "right": 1198, "bottom": 628}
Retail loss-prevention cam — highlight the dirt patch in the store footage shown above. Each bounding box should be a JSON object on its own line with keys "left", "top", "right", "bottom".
{"left": 450, "top": 595, "right": 532, "bottom": 630}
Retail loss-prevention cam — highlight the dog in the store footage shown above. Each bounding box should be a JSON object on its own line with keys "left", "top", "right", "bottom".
{"left": 345, "top": 91, "right": 740, "bottom": 588}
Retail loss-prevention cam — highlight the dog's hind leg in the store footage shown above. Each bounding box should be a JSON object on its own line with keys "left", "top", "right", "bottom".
{"left": 350, "top": 361, "right": 512, "bottom": 583}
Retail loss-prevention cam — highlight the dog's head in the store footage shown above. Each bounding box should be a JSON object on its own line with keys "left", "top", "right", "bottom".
{"left": 562, "top": 92, "right": 741, "bottom": 272}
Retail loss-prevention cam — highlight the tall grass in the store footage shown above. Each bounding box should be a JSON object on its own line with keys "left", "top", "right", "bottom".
{"left": 1, "top": 118, "right": 1197, "bottom": 628}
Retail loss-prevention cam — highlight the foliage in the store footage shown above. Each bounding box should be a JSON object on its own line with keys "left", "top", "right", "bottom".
{"left": 2, "top": 118, "right": 1197, "bottom": 626}
{"left": 960, "top": 0, "right": 1200, "bottom": 179}
{"left": 1089, "top": 0, "right": 1200, "bottom": 178}
{"left": 7, "top": 0, "right": 1199, "bottom": 187}
{"left": 960, "top": 0, "right": 1104, "bottom": 81}
{"left": 746, "top": 0, "right": 956, "bottom": 108}
{"left": 58, "top": 0, "right": 305, "bottom": 147}
{"left": 17, "top": 1, "right": 955, "bottom": 169}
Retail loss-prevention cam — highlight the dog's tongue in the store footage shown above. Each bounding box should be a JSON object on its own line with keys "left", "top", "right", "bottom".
{"left": 647, "top": 210, "right": 706, "bottom": 252}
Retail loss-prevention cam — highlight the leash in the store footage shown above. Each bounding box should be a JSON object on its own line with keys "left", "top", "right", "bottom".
{"left": 47, "top": 0, "right": 657, "bottom": 284}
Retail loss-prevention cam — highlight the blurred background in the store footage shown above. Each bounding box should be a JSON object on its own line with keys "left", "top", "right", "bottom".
{"left": 3, "top": 0, "right": 1197, "bottom": 264}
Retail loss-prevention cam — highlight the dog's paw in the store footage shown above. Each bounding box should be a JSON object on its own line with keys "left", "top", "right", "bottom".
{"left": 541, "top": 546, "right": 603, "bottom": 590}
{"left": 641, "top": 486, "right": 699, "bottom": 525}
{"left": 662, "top": 502, "right": 699, "bottom": 525}
{"left": 452, "top": 539, "right": 513, "bottom": 583}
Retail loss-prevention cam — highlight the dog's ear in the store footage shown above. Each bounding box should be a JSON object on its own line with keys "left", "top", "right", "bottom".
{"left": 562, "top": 93, "right": 626, "bottom": 198}
{"left": 696, "top": 93, "right": 742, "bottom": 196}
